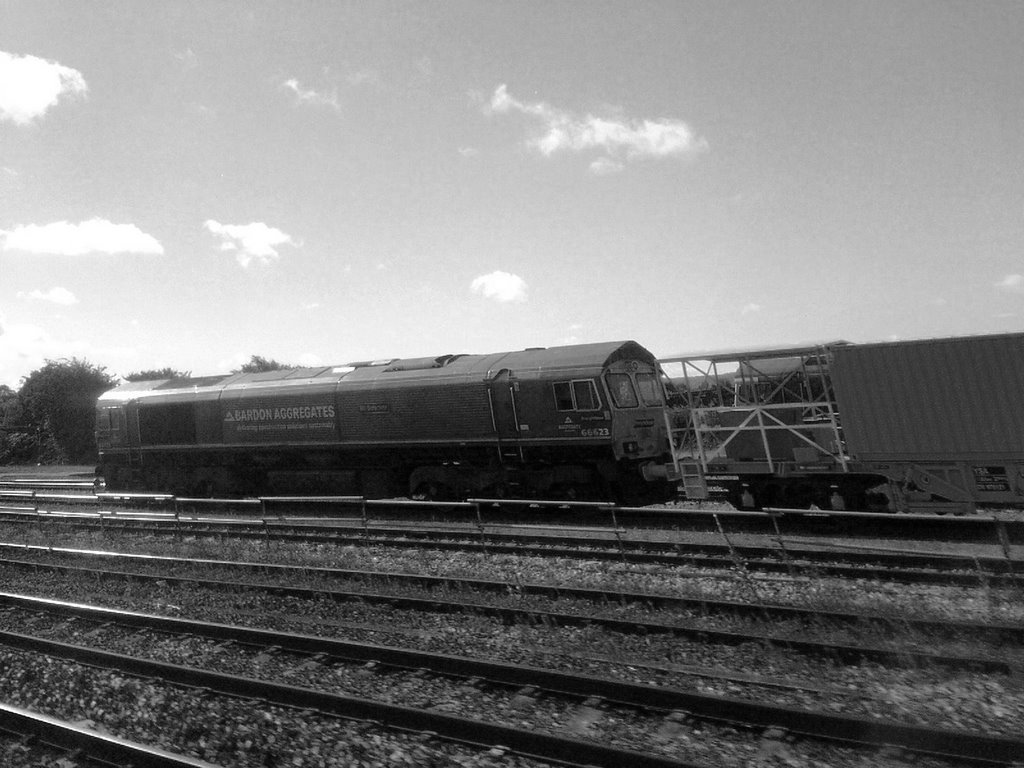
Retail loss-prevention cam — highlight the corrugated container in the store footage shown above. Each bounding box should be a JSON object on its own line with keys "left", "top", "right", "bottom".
{"left": 831, "top": 332, "right": 1024, "bottom": 461}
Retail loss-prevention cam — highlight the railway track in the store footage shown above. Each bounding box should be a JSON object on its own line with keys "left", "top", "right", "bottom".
{"left": 3, "top": 481, "right": 1024, "bottom": 544}
{"left": 0, "top": 543, "right": 1020, "bottom": 718}
{"left": 2, "top": 474, "right": 1022, "bottom": 766}
{"left": 1, "top": 509, "right": 1020, "bottom": 586}
{"left": 0, "top": 701, "right": 214, "bottom": 767}
{"left": 0, "top": 545, "right": 1020, "bottom": 674}
{"left": 2, "top": 593, "right": 1022, "bottom": 767}
{"left": 0, "top": 597, "right": 718, "bottom": 768}
{"left": 0, "top": 639, "right": 575, "bottom": 768}
{"left": 2, "top": 541, "right": 1020, "bottom": 639}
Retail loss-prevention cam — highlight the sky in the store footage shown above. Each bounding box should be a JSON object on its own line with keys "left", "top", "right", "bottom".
{"left": 1, "top": 1, "right": 1023, "bottom": 387}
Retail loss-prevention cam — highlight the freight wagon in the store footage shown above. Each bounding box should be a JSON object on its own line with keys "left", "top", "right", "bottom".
{"left": 96, "top": 341, "right": 680, "bottom": 504}
{"left": 661, "top": 331, "right": 1024, "bottom": 513}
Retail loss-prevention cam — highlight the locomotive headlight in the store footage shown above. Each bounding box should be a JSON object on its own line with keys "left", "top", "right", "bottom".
{"left": 623, "top": 441, "right": 639, "bottom": 454}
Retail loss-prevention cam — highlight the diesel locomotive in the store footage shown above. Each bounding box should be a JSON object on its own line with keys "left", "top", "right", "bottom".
{"left": 96, "top": 340, "right": 681, "bottom": 503}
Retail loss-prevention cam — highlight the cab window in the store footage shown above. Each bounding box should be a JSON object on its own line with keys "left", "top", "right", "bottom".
{"left": 573, "top": 380, "right": 600, "bottom": 410}
{"left": 96, "top": 407, "right": 125, "bottom": 435}
{"left": 553, "top": 382, "right": 574, "bottom": 410}
{"left": 606, "top": 373, "right": 638, "bottom": 408}
{"left": 553, "top": 380, "right": 601, "bottom": 411}
{"left": 636, "top": 373, "right": 664, "bottom": 406}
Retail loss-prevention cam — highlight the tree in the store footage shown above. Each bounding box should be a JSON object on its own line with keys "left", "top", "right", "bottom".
{"left": 124, "top": 367, "right": 188, "bottom": 381}
{"left": 232, "top": 355, "right": 293, "bottom": 374}
{"left": 0, "top": 385, "right": 20, "bottom": 426}
{"left": 0, "top": 385, "right": 36, "bottom": 465}
{"left": 18, "top": 358, "right": 116, "bottom": 464}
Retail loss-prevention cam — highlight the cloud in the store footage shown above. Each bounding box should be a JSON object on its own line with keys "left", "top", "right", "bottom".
{"left": 282, "top": 78, "right": 340, "bottom": 112}
{"left": 174, "top": 47, "right": 199, "bottom": 71}
{"left": 0, "top": 218, "right": 163, "bottom": 255}
{"left": 17, "top": 287, "right": 79, "bottom": 305}
{"left": 485, "top": 84, "right": 707, "bottom": 167}
{"left": 0, "top": 320, "right": 49, "bottom": 387}
{"left": 0, "top": 50, "right": 87, "bottom": 125}
{"left": 560, "top": 324, "right": 584, "bottom": 345}
{"left": 995, "top": 274, "right": 1024, "bottom": 292}
{"left": 470, "top": 271, "right": 528, "bottom": 303}
{"left": 414, "top": 57, "right": 433, "bottom": 82}
{"left": 0, "top": 167, "right": 17, "bottom": 191}
{"left": 458, "top": 146, "right": 480, "bottom": 158}
{"left": 0, "top": 315, "right": 134, "bottom": 389}
{"left": 589, "top": 157, "right": 624, "bottom": 176}
{"left": 740, "top": 303, "right": 762, "bottom": 315}
{"left": 215, "top": 352, "right": 252, "bottom": 373}
{"left": 204, "top": 220, "right": 298, "bottom": 267}
{"left": 346, "top": 69, "right": 380, "bottom": 87}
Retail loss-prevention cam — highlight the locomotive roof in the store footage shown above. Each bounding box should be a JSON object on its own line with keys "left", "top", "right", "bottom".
{"left": 98, "top": 340, "right": 656, "bottom": 402}
{"left": 479, "top": 340, "right": 654, "bottom": 372}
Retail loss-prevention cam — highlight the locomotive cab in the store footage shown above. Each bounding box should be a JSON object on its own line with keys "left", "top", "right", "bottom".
{"left": 602, "top": 359, "right": 669, "bottom": 461}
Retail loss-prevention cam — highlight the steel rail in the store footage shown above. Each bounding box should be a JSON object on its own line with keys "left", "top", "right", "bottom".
{"left": 30, "top": 515, "right": 1024, "bottom": 586}
{"left": 0, "top": 701, "right": 216, "bottom": 767}
{"left": 0, "top": 558, "right": 1015, "bottom": 673}
{"left": 1, "top": 507, "right": 1021, "bottom": 584}
{"left": 263, "top": 521, "right": 1024, "bottom": 575}
{"left": 479, "top": 500, "right": 1024, "bottom": 545}
{"left": 8, "top": 504, "right": 1021, "bottom": 573}
{"left": 2, "top": 541, "right": 1021, "bottom": 643}
{"left": 3, "top": 503, "right": 1020, "bottom": 570}
{"left": 1, "top": 593, "right": 1021, "bottom": 766}
{"left": 5, "top": 484, "right": 1024, "bottom": 544}
{"left": 0, "top": 480, "right": 95, "bottom": 490}
{"left": 0, "top": 621, "right": 699, "bottom": 768}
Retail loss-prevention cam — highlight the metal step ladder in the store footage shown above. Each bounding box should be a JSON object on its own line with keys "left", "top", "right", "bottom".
{"left": 679, "top": 460, "right": 709, "bottom": 500}
{"left": 663, "top": 410, "right": 707, "bottom": 500}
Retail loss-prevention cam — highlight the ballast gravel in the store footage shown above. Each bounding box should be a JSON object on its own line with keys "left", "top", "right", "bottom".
{"left": 0, "top": 616, "right": 975, "bottom": 768}
{"left": 2, "top": 525, "right": 1022, "bottom": 624}
{"left": 0, "top": 562, "right": 1021, "bottom": 742}
{"left": 0, "top": 524, "right": 1021, "bottom": 763}
{"left": 4, "top": 547, "right": 1021, "bottom": 669}
{"left": 0, "top": 647, "right": 557, "bottom": 768}
{"left": 0, "top": 734, "right": 86, "bottom": 768}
